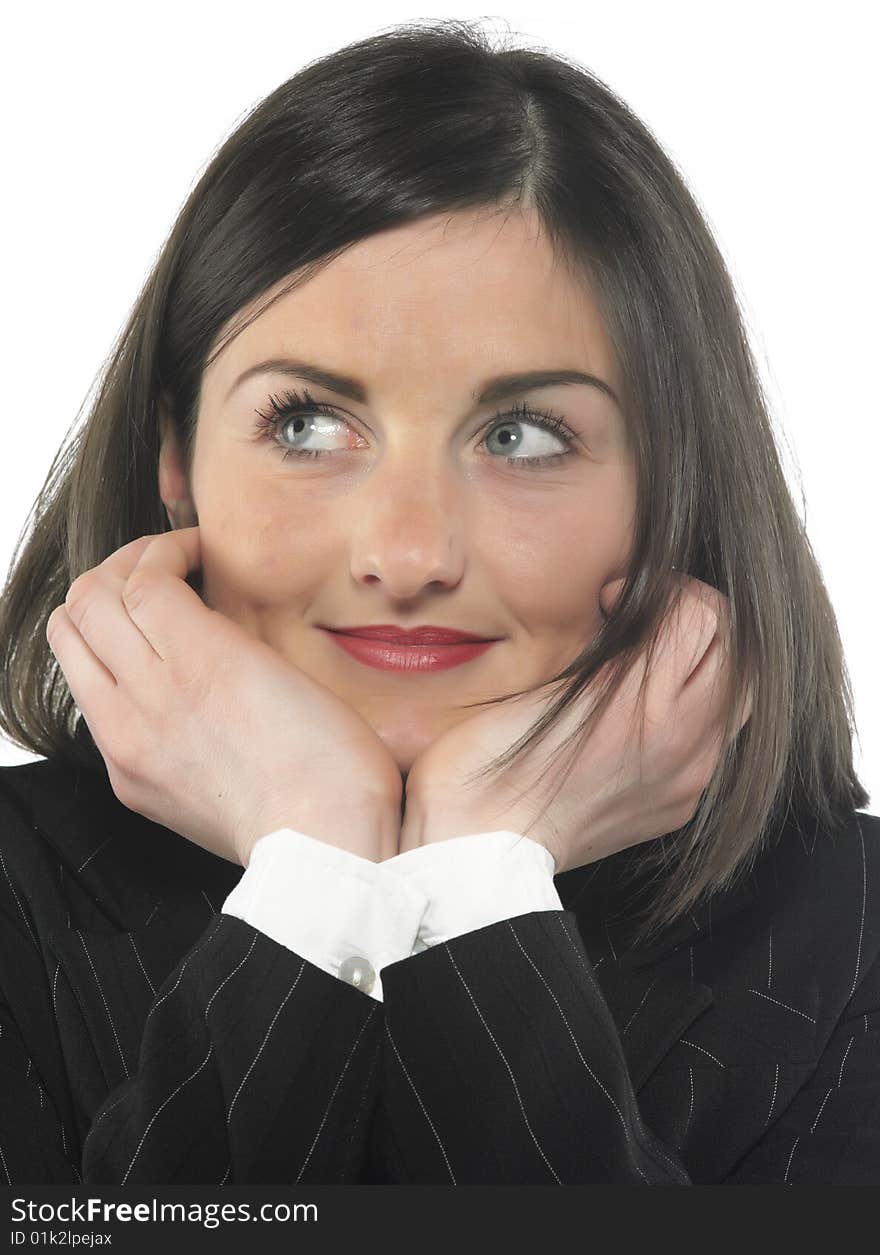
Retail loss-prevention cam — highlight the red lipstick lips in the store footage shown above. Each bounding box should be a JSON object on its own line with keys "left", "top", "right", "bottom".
{"left": 319, "top": 624, "right": 501, "bottom": 672}
{"left": 327, "top": 624, "right": 494, "bottom": 644}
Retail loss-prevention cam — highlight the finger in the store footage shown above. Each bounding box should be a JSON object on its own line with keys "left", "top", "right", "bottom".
{"left": 598, "top": 577, "right": 627, "bottom": 619}
{"left": 677, "top": 633, "right": 754, "bottom": 758}
{"left": 623, "top": 581, "right": 720, "bottom": 746}
{"left": 109, "top": 526, "right": 200, "bottom": 583}
{"left": 736, "top": 677, "right": 755, "bottom": 729}
{"left": 46, "top": 604, "right": 118, "bottom": 745}
{"left": 676, "top": 587, "right": 747, "bottom": 741}
{"left": 62, "top": 537, "right": 169, "bottom": 682}
{"left": 675, "top": 630, "right": 729, "bottom": 745}
{"left": 97, "top": 532, "right": 164, "bottom": 575}
{"left": 75, "top": 527, "right": 199, "bottom": 588}
{"left": 118, "top": 526, "right": 214, "bottom": 662}
{"left": 656, "top": 578, "right": 725, "bottom": 699}
{"left": 593, "top": 575, "right": 725, "bottom": 736}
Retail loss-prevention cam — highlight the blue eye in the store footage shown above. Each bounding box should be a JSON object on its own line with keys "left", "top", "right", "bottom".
{"left": 481, "top": 397, "right": 576, "bottom": 467}
{"left": 251, "top": 387, "right": 578, "bottom": 469}
{"left": 252, "top": 389, "right": 344, "bottom": 461}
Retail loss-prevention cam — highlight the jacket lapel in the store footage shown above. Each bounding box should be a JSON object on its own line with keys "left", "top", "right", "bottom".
{"left": 592, "top": 962, "right": 714, "bottom": 1091}
{"left": 555, "top": 839, "right": 760, "bottom": 1090}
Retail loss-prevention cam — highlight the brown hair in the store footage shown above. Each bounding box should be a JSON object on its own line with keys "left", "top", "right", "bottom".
{"left": 0, "top": 18, "right": 868, "bottom": 944}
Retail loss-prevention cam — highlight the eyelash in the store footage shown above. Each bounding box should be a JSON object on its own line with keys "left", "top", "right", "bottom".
{"left": 250, "top": 386, "right": 578, "bottom": 470}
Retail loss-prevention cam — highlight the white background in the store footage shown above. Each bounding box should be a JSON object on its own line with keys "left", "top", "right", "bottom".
{"left": 2, "top": 1, "right": 877, "bottom": 811}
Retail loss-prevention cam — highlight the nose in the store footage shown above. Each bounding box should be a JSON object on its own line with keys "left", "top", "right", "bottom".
{"left": 348, "top": 455, "right": 465, "bottom": 600}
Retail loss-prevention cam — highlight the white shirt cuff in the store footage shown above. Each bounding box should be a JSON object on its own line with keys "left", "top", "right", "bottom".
{"left": 221, "top": 828, "right": 562, "bottom": 1001}
{"left": 385, "top": 831, "right": 562, "bottom": 952}
{"left": 221, "top": 828, "right": 429, "bottom": 1002}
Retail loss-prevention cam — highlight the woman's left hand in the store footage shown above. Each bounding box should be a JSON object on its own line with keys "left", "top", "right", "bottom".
{"left": 400, "top": 573, "right": 753, "bottom": 873}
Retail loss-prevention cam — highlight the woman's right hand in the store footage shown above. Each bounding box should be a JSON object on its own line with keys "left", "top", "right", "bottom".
{"left": 45, "top": 527, "right": 403, "bottom": 868}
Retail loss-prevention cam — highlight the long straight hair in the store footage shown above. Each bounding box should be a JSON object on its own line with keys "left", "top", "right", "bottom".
{"left": 0, "top": 18, "right": 868, "bottom": 944}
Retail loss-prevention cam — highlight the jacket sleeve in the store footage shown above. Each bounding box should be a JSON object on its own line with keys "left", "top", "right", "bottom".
{"left": 0, "top": 819, "right": 534, "bottom": 1185}
{"left": 1, "top": 910, "right": 387, "bottom": 1185}
{"left": 375, "top": 905, "right": 692, "bottom": 1183}
{"left": 376, "top": 868, "right": 880, "bottom": 1183}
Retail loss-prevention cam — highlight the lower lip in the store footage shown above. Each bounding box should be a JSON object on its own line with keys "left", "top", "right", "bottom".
{"left": 321, "top": 630, "right": 499, "bottom": 672}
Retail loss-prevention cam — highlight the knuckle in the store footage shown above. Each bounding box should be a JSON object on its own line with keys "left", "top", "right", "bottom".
{"left": 64, "top": 572, "right": 93, "bottom": 612}
{"left": 46, "top": 606, "right": 63, "bottom": 639}
{"left": 166, "top": 648, "right": 207, "bottom": 693}
{"left": 122, "top": 574, "right": 149, "bottom": 610}
{"left": 70, "top": 596, "right": 100, "bottom": 639}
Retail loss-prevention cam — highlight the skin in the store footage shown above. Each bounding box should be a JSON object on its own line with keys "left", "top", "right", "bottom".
{"left": 158, "top": 204, "right": 637, "bottom": 778}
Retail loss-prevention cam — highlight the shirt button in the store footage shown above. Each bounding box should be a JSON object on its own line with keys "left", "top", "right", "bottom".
{"left": 338, "top": 955, "right": 376, "bottom": 994}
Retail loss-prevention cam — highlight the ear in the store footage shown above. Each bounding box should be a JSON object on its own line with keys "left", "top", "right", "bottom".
{"left": 158, "top": 394, "right": 198, "bottom": 528}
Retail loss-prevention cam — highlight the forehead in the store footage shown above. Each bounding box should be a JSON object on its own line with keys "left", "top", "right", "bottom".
{"left": 205, "top": 206, "right": 620, "bottom": 400}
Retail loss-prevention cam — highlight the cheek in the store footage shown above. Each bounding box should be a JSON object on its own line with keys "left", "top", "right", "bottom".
{"left": 484, "top": 478, "right": 633, "bottom": 629}
{"left": 195, "top": 480, "right": 331, "bottom": 606}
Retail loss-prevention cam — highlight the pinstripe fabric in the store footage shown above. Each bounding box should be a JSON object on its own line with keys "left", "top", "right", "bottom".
{"left": 0, "top": 759, "right": 380, "bottom": 1184}
{"left": 1, "top": 754, "right": 879, "bottom": 1184}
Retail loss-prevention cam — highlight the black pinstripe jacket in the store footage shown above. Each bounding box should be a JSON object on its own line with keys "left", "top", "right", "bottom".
{"left": 1, "top": 752, "right": 878, "bottom": 1185}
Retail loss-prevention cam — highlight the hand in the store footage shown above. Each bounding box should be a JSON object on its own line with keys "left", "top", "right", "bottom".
{"left": 400, "top": 574, "right": 753, "bottom": 873}
{"left": 45, "top": 528, "right": 403, "bottom": 867}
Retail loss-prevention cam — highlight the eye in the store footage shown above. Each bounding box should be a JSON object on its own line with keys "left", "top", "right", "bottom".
{"left": 482, "top": 398, "right": 577, "bottom": 468}
{"left": 251, "top": 388, "right": 352, "bottom": 461}
{"left": 251, "top": 388, "right": 579, "bottom": 470}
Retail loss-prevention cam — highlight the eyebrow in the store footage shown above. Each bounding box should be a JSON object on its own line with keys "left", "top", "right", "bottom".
{"left": 225, "top": 357, "right": 619, "bottom": 407}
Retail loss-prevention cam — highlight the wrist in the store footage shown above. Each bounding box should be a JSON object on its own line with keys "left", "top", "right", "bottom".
{"left": 400, "top": 782, "right": 489, "bottom": 851}
{"left": 401, "top": 777, "right": 566, "bottom": 867}
{"left": 238, "top": 792, "right": 401, "bottom": 867}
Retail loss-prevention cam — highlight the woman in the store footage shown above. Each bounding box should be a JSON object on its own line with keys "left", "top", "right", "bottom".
{"left": 0, "top": 19, "right": 875, "bottom": 1185}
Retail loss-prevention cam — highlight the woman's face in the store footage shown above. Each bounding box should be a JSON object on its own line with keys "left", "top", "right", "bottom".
{"left": 159, "top": 206, "right": 636, "bottom": 774}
